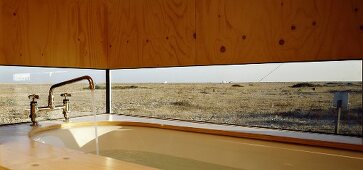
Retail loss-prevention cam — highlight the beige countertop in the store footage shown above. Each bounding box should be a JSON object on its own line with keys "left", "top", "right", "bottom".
{"left": 0, "top": 116, "right": 157, "bottom": 170}
{"left": 0, "top": 114, "right": 362, "bottom": 169}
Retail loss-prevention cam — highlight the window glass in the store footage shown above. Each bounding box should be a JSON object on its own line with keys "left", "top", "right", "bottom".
{"left": 0, "top": 66, "right": 105, "bottom": 124}
{"left": 111, "top": 60, "right": 362, "bottom": 136}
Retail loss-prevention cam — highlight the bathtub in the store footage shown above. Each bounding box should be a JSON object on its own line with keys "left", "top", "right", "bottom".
{"left": 30, "top": 121, "right": 363, "bottom": 170}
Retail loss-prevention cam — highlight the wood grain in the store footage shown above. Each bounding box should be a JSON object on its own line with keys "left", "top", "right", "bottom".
{"left": 196, "top": 0, "right": 363, "bottom": 66}
{"left": 0, "top": 0, "right": 29, "bottom": 65}
{"left": 0, "top": 0, "right": 107, "bottom": 68}
{"left": 107, "top": 0, "right": 196, "bottom": 68}
{"left": 0, "top": 0, "right": 362, "bottom": 69}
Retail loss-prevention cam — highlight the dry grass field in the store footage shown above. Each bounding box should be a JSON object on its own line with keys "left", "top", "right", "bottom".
{"left": 111, "top": 82, "right": 362, "bottom": 136}
{"left": 0, "top": 82, "right": 362, "bottom": 136}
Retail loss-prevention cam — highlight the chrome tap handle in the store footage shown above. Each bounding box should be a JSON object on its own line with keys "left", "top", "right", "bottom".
{"left": 60, "top": 93, "right": 71, "bottom": 99}
{"left": 60, "top": 93, "right": 71, "bottom": 121}
{"left": 28, "top": 94, "right": 39, "bottom": 102}
{"left": 28, "top": 94, "right": 39, "bottom": 126}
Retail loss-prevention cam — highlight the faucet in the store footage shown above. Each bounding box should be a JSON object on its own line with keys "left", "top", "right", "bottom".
{"left": 28, "top": 75, "right": 95, "bottom": 126}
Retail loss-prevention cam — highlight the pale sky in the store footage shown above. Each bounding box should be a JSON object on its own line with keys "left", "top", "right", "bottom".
{"left": 0, "top": 60, "right": 361, "bottom": 84}
{"left": 111, "top": 60, "right": 362, "bottom": 83}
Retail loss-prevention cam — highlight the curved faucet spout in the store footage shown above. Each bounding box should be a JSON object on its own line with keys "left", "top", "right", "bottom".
{"left": 28, "top": 75, "right": 94, "bottom": 126}
{"left": 48, "top": 75, "right": 95, "bottom": 108}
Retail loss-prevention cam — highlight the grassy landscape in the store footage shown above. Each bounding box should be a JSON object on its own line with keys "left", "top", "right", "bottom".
{"left": 111, "top": 82, "right": 362, "bottom": 136}
{"left": 0, "top": 82, "right": 362, "bottom": 136}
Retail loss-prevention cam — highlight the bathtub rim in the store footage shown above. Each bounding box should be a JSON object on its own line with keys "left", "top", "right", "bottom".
{"left": 28, "top": 121, "right": 363, "bottom": 152}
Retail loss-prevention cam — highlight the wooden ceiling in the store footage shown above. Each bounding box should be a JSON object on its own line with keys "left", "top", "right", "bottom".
{"left": 0, "top": 0, "right": 362, "bottom": 69}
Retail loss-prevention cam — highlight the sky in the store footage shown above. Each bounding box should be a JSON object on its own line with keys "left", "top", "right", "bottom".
{"left": 0, "top": 60, "right": 361, "bottom": 84}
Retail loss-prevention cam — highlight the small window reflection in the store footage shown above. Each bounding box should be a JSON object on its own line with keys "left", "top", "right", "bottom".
{"left": 0, "top": 66, "right": 106, "bottom": 124}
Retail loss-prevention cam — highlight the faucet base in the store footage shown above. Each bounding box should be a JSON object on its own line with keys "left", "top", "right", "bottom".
{"left": 30, "top": 122, "right": 39, "bottom": 126}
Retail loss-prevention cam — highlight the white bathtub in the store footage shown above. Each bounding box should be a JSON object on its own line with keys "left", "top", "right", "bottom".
{"left": 30, "top": 121, "right": 363, "bottom": 170}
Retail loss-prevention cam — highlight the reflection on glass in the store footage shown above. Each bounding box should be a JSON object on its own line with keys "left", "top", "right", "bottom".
{"left": 0, "top": 66, "right": 106, "bottom": 125}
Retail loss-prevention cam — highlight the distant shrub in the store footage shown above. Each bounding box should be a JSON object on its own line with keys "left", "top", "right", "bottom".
{"left": 83, "top": 84, "right": 105, "bottom": 90}
{"left": 291, "top": 83, "right": 320, "bottom": 88}
{"left": 324, "top": 82, "right": 358, "bottom": 86}
{"left": 112, "top": 85, "right": 139, "bottom": 90}
{"left": 325, "top": 82, "right": 338, "bottom": 85}
{"left": 84, "top": 85, "right": 141, "bottom": 90}
{"left": 95, "top": 85, "right": 104, "bottom": 89}
{"left": 329, "top": 89, "right": 362, "bottom": 93}
{"left": 231, "top": 84, "right": 243, "bottom": 87}
{"left": 170, "top": 101, "right": 192, "bottom": 107}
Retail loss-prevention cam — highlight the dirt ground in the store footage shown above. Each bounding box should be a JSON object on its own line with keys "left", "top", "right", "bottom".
{"left": 0, "top": 82, "right": 362, "bottom": 136}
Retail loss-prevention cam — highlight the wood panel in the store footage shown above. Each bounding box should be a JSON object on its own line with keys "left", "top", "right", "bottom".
{"left": 196, "top": 0, "right": 363, "bottom": 66}
{"left": 0, "top": 0, "right": 107, "bottom": 68}
{"left": 1, "top": 0, "right": 362, "bottom": 69}
{"left": 107, "top": 0, "right": 196, "bottom": 68}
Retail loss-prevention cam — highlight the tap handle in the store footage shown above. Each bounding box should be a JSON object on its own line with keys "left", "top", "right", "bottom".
{"left": 61, "top": 93, "right": 71, "bottom": 99}
{"left": 28, "top": 94, "right": 39, "bottom": 102}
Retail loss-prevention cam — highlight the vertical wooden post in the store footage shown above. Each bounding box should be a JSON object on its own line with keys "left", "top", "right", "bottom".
{"left": 335, "top": 100, "right": 342, "bottom": 134}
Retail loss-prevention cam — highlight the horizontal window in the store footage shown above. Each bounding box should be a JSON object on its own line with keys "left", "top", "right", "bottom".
{"left": 111, "top": 60, "right": 362, "bottom": 136}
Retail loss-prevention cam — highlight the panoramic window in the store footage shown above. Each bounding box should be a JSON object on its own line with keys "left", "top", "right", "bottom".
{"left": 0, "top": 66, "right": 105, "bottom": 125}
{"left": 111, "top": 60, "right": 362, "bottom": 136}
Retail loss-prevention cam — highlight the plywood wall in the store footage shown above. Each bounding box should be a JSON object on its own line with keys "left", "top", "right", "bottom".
{"left": 0, "top": 0, "right": 108, "bottom": 68}
{"left": 1, "top": 0, "right": 362, "bottom": 69}
{"left": 195, "top": 0, "right": 363, "bottom": 66}
{"left": 107, "top": 0, "right": 196, "bottom": 68}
